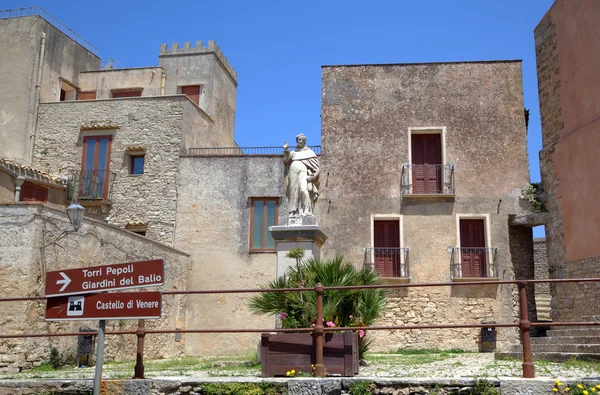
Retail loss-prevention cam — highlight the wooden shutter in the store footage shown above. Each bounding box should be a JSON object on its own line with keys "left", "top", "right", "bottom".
{"left": 20, "top": 183, "right": 48, "bottom": 202}
{"left": 181, "top": 86, "right": 200, "bottom": 105}
{"left": 411, "top": 134, "right": 442, "bottom": 193}
{"left": 374, "top": 221, "right": 400, "bottom": 277}
{"left": 79, "top": 91, "right": 96, "bottom": 100}
{"left": 459, "top": 219, "right": 486, "bottom": 277}
{"left": 112, "top": 90, "right": 142, "bottom": 98}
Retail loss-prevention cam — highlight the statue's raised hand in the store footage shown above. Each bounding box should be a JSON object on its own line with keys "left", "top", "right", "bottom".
{"left": 283, "top": 142, "right": 289, "bottom": 151}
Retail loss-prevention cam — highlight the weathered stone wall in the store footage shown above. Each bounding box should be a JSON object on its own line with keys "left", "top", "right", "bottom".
{"left": 0, "top": 173, "right": 15, "bottom": 202}
{"left": 0, "top": 15, "right": 99, "bottom": 162}
{"left": 174, "top": 156, "right": 286, "bottom": 355}
{"left": 0, "top": 204, "right": 191, "bottom": 372}
{"left": 535, "top": 0, "right": 600, "bottom": 322}
{"left": 78, "top": 67, "right": 164, "bottom": 99}
{"left": 318, "top": 61, "right": 531, "bottom": 351}
{"left": 34, "top": 97, "right": 204, "bottom": 246}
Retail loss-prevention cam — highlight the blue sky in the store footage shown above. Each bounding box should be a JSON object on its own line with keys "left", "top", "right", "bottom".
{"left": 5, "top": 0, "right": 551, "bottom": 235}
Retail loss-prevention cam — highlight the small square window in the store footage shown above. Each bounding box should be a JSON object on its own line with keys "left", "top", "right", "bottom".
{"left": 250, "top": 198, "right": 279, "bottom": 251}
{"left": 126, "top": 223, "right": 147, "bottom": 237}
{"left": 130, "top": 155, "right": 145, "bottom": 175}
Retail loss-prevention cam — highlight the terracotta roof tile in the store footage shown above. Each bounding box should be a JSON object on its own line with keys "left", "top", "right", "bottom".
{"left": 80, "top": 121, "right": 120, "bottom": 130}
{"left": 0, "top": 158, "right": 66, "bottom": 186}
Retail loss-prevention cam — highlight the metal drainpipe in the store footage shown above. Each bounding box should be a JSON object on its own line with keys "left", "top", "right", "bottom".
{"left": 160, "top": 72, "right": 166, "bottom": 95}
{"left": 28, "top": 32, "right": 46, "bottom": 164}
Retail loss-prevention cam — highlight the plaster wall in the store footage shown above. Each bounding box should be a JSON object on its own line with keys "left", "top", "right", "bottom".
{"left": 159, "top": 43, "right": 237, "bottom": 145}
{"left": 0, "top": 204, "right": 191, "bottom": 372}
{"left": 0, "top": 173, "right": 15, "bottom": 202}
{"left": 318, "top": 61, "right": 531, "bottom": 351}
{"left": 0, "top": 16, "right": 98, "bottom": 162}
{"left": 175, "top": 156, "right": 287, "bottom": 355}
{"left": 34, "top": 97, "right": 203, "bottom": 245}
{"left": 78, "top": 67, "right": 164, "bottom": 99}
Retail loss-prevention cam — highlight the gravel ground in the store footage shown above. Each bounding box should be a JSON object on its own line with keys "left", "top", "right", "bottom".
{"left": 0, "top": 353, "right": 598, "bottom": 381}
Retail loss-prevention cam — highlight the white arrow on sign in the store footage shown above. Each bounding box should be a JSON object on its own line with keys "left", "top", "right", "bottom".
{"left": 56, "top": 272, "right": 71, "bottom": 292}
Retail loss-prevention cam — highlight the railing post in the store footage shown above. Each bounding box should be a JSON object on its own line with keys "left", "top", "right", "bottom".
{"left": 517, "top": 281, "right": 535, "bottom": 378}
{"left": 314, "top": 282, "right": 325, "bottom": 377}
{"left": 132, "top": 319, "right": 146, "bottom": 379}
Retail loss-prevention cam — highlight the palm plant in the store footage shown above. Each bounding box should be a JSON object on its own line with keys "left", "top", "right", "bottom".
{"left": 249, "top": 255, "right": 387, "bottom": 357}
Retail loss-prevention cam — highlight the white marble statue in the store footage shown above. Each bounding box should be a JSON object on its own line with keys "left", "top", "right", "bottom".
{"left": 283, "top": 134, "right": 320, "bottom": 218}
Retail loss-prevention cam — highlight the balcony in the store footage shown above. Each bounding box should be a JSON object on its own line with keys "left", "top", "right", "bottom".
{"left": 363, "top": 247, "right": 410, "bottom": 279}
{"left": 450, "top": 247, "right": 498, "bottom": 280}
{"left": 67, "top": 170, "right": 115, "bottom": 202}
{"left": 401, "top": 164, "right": 455, "bottom": 196}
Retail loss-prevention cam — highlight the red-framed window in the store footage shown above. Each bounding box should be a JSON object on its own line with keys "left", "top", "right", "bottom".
{"left": 81, "top": 135, "right": 112, "bottom": 199}
{"left": 20, "top": 182, "right": 48, "bottom": 202}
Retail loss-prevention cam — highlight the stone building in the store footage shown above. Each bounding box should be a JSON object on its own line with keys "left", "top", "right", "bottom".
{"left": 0, "top": 7, "right": 540, "bottom": 370}
{"left": 534, "top": 0, "right": 600, "bottom": 322}
{"left": 317, "top": 62, "right": 535, "bottom": 350}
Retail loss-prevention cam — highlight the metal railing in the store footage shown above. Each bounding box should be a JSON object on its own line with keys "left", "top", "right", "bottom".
{"left": 2, "top": 278, "right": 600, "bottom": 379}
{"left": 187, "top": 146, "right": 322, "bottom": 156}
{"left": 0, "top": 7, "right": 100, "bottom": 57}
{"left": 363, "top": 247, "right": 410, "bottom": 278}
{"left": 401, "top": 164, "right": 455, "bottom": 195}
{"left": 67, "top": 170, "right": 116, "bottom": 201}
{"left": 450, "top": 247, "right": 499, "bottom": 279}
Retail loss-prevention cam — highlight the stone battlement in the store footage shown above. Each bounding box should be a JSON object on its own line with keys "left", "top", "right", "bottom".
{"left": 159, "top": 40, "right": 237, "bottom": 83}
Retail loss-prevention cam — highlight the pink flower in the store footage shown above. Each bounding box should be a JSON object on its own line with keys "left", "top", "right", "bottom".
{"left": 326, "top": 321, "right": 335, "bottom": 327}
{"left": 312, "top": 323, "right": 316, "bottom": 327}
{"left": 349, "top": 315, "right": 353, "bottom": 319}
{"left": 358, "top": 330, "right": 365, "bottom": 338}
{"left": 280, "top": 312, "right": 287, "bottom": 319}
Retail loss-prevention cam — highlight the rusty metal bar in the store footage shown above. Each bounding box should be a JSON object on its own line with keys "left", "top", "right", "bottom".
{"left": 133, "top": 319, "right": 145, "bottom": 379}
{"left": 314, "top": 282, "right": 325, "bottom": 378}
{"left": 518, "top": 281, "right": 535, "bottom": 378}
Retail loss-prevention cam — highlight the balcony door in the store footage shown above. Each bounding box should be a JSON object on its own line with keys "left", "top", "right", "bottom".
{"left": 374, "top": 220, "right": 400, "bottom": 277}
{"left": 459, "top": 219, "right": 486, "bottom": 277}
{"left": 81, "top": 136, "right": 112, "bottom": 199}
{"left": 411, "top": 134, "right": 442, "bottom": 194}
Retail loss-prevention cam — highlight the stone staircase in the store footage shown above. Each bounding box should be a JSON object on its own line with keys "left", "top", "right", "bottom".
{"left": 496, "top": 327, "right": 600, "bottom": 362}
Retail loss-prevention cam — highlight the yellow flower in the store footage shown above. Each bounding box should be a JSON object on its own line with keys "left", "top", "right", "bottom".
{"left": 579, "top": 385, "right": 584, "bottom": 389}
{"left": 592, "top": 388, "right": 596, "bottom": 392}
{"left": 553, "top": 388, "right": 558, "bottom": 392}
{"left": 286, "top": 371, "right": 290, "bottom": 376}
{"left": 583, "top": 390, "right": 589, "bottom": 395}
{"left": 556, "top": 381, "right": 563, "bottom": 386}
{"left": 291, "top": 369, "right": 296, "bottom": 374}
{"left": 597, "top": 385, "right": 600, "bottom": 389}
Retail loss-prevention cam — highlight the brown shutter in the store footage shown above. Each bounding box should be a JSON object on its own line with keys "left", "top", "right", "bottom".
{"left": 459, "top": 219, "right": 486, "bottom": 277}
{"left": 20, "top": 183, "right": 48, "bottom": 202}
{"left": 79, "top": 91, "right": 97, "bottom": 100}
{"left": 181, "top": 85, "right": 200, "bottom": 105}
{"left": 112, "top": 90, "right": 142, "bottom": 98}
{"left": 374, "top": 221, "right": 400, "bottom": 277}
{"left": 411, "top": 135, "right": 426, "bottom": 193}
{"left": 412, "top": 134, "right": 442, "bottom": 193}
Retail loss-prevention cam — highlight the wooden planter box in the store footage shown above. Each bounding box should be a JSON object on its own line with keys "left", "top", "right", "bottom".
{"left": 260, "top": 331, "right": 359, "bottom": 377}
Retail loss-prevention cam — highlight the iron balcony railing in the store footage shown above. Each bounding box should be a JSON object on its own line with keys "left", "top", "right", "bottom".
{"left": 401, "top": 164, "right": 455, "bottom": 195}
{"left": 67, "top": 170, "right": 116, "bottom": 201}
{"left": 363, "top": 247, "right": 410, "bottom": 278}
{"left": 450, "top": 247, "right": 498, "bottom": 279}
{"left": 0, "top": 7, "right": 100, "bottom": 57}
{"left": 187, "top": 146, "right": 322, "bottom": 156}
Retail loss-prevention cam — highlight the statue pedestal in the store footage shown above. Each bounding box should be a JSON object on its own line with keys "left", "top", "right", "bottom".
{"left": 269, "top": 224, "right": 328, "bottom": 278}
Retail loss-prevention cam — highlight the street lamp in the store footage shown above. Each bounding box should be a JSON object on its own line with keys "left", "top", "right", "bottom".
{"left": 66, "top": 199, "right": 85, "bottom": 230}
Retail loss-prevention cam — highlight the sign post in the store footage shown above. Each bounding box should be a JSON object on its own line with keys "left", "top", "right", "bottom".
{"left": 44, "top": 259, "right": 165, "bottom": 395}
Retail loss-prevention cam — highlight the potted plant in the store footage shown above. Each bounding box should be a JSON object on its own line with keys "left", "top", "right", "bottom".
{"left": 249, "top": 251, "right": 386, "bottom": 377}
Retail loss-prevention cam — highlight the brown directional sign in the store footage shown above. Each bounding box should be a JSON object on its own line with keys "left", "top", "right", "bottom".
{"left": 45, "top": 259, "right": 164, "bottom": 297}
{"left": 45, "top": 291, "right": 162, "bottom": 321}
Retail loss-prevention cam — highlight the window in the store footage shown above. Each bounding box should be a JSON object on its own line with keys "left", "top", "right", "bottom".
{"left": 411, "top": 133, "right": 442, "bottom": 194}
{"left": 126, "top": 224, "right": 147, "bottom": 237}
{"left": 130, "top": 155, "right": 145, "bottom": 175}
{"left": 112, "top": 89, "right": 142, "bottom": 98}
{"left": 79, "top": 91, "right": 97, "bottom": 100}
{"left": 59, "top": 79, "right": 78, "bottom": 101}
{"left": 459, "top": 219, "right": 487, "bottom": 277}
{"left": 81, "top": 136, "right": 112, "bottom": 199}
{"left": 179, "top": 85, "right": 201, "bottom": 106}
{"left": 373, "top": 220, "right": 400, "bottom": 277}
{"left": 250, "top": 198, "right": 278, "bottom": 251}
{"left": 20, "top": 182, "right": 48, "bottom": 202}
